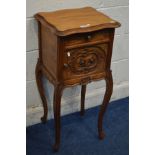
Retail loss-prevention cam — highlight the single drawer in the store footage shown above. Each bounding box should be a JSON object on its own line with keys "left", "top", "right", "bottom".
{"left": 64, "top": 30, "right": 111, "bottom": 48}
{"left": 63, "top": 43, "right": 109, "bottom": 81}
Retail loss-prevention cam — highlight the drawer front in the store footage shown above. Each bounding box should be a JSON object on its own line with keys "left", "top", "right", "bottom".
{"left": 64, "top": 30, "right": 111, "bottom": 47}
{"left": 63, "top": 43, "right": 109, "bottom": 81}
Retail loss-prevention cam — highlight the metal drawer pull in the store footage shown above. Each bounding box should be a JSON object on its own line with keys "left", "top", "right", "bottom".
{"left": 87, "top": 35, "right": 92, "bottom": 40}
{"left": 64, "top": 63, "right": 68, "bottom": 68}
{"left": 67, "top": 52, "right": 70, "bottom": 57}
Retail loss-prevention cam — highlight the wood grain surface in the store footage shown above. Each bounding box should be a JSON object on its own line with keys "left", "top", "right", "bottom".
{"left": 34, "top": 7, "right": 120, "bottom": 151}
{"left": 35, "top": 7, "right": 120, "bottom": 36}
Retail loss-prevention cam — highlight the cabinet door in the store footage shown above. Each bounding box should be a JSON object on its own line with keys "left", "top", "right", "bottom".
{"left": 63, "top": 43, "right": 109, "bottom": 81}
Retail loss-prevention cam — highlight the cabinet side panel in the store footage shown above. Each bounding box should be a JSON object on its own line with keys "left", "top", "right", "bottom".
{"left": 41, "top": 25, "right": 57, "bottom": 78}
{"left": 106, "top": 28, "right": 115, "bottom": 69}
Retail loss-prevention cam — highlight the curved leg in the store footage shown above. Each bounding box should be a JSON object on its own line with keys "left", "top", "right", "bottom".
{"left": 35, "top": 59, "right": 48, "bottom": 123}
{"left": 98, "top": 71, "right": 113, "bottom": 139}
{"left": 81, "top": 84, "right": 86, "bottom": 116}
{"left": 52, "top": 84, "right": 64, "bottom": 152}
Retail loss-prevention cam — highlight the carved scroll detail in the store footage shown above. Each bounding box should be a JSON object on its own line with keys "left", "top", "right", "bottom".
{"left": 67, "top": 44, "right": 108, "bottom": 74}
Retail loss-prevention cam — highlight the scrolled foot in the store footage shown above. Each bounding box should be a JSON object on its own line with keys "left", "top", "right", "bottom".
{"left": 52, "top": 143, "right": 59, "bottom": 152}
{"left": 98, "top": 131, "right": 105, "bottom": 140}
{"left": 41, "top": 116, "right": 47, "bottom": 124}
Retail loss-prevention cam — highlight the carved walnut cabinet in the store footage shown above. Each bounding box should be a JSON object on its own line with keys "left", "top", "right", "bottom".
{"left": 34, "top": 7, "right": 120, "bottom": 151}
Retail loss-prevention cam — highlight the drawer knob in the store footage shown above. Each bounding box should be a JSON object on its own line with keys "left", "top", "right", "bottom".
{"left": 87, "top": 35, "right": 92, "bottom": 40}
{"left": 64, "top": 63, "right": 68, "bottom": 68}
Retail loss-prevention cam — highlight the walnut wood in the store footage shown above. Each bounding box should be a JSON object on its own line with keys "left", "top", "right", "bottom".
{"left": 63, "top": 43, "right": 108, "bottom": 81}
{"left": 41, "top": 24, "right": 58, "bottom": 79}
{"left": 53, "top": 84, "right": 64, "bottom": 152}
{"left": 34, "top": 7, "right": 120, "bottom": 36}
{"left": 64, "top": 29, "right": 110, "bottom": 47}
{"left": 35, "top": 60, "right": 48, "bottom": 123}
{"left": 34, "top": 7, "right": 120, "bottom": 151}
{"left": 98, "top": 71, "right": 113, "bottom": 139}
{"left": 81, "top": 85, "right": 87, "bottom": 116}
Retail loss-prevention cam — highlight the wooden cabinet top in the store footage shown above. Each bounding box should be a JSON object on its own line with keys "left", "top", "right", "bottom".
{"left": 35, "top": 7, "right": 121, "bottom": 36}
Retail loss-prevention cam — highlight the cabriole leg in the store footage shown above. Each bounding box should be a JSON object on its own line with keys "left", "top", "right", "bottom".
{"left": 52, "top": 84, "right": 64, "bottom": 152}
{"left": 81, "top": 84, "right": 87, "bottom": 115}
{"left": 35, "top": 60, "right": 48, "bottom": 123}
{"left": 98, "top": 71, "right": 113, "bottom": 139}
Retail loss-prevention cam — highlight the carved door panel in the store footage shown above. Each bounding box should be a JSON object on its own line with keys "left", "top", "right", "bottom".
{"left": 63, "top": 43, "right": 109, "bottom": 80}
